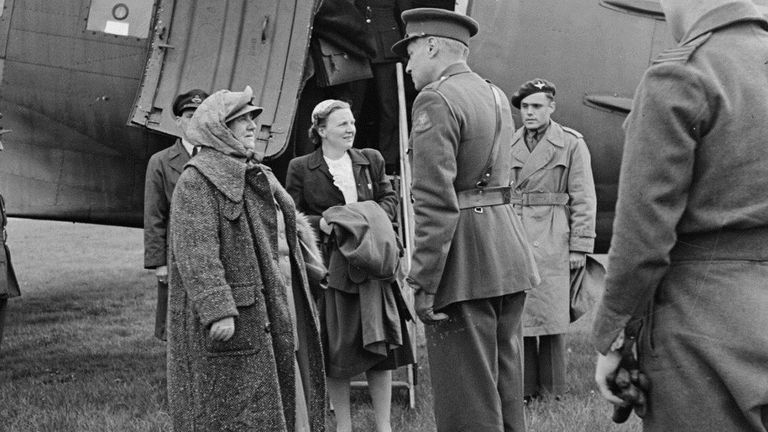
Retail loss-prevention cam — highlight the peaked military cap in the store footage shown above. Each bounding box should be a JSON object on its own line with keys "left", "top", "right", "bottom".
{"left": 172, "top": 89, "right": 209, "bottom": 117}
{"left": 510, "top": 78, "right": 556, "bottom": 109}
{"left": 391, "top": 8, "right": 479, "bottom": 57}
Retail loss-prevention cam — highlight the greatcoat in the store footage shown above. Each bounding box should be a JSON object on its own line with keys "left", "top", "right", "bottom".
{"left": 167, "top": 94, "right": 325, "bottom": 431}
{"left": 143, "top": 139, "right": 189, "bottom": 269}
{"left": 592, "top": 1, "right": 768, "bottom": 430}
{"left": 510, "top": 120, "right": 596, "bottom": 336}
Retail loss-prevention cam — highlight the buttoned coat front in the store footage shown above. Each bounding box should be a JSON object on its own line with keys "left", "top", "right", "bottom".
{"left": 143, "top": 139, "right": 189, "bottom": 269}
{"left": 510, "top": 120, "right": 596, "bottom": 336}
{"left": 408, "top": 62, "right": 539, "bottom": 310}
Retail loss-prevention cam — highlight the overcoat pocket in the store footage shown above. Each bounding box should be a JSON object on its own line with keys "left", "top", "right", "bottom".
{"left": 204, "top": 283, "right": 264, "bottom": 356}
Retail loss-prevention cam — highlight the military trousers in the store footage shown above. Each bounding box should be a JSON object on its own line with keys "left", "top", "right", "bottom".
{"left": 640, "top": 260, "right": 768, "bottom": 432}
{"left": 426, "top": 292, "right": 527, "bottom": 432}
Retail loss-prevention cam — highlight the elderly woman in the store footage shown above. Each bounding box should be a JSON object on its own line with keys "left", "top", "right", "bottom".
{"left": 286, "top": 99, "right": 413, "bottom": 432}
{"left": 166, "top": 86, "right": 326, "bottom": 432}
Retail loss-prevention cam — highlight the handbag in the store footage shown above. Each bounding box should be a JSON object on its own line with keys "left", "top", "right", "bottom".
{"left": 569, "top": 254, "right": 606, "bottom": 322}
{"left": 311, "top": 37, "right": 373, "bottom": 88}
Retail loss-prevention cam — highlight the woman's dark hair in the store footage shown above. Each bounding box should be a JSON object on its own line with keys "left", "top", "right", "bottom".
{"left": 308, "top": 99, "right": 351, "bottom": 148}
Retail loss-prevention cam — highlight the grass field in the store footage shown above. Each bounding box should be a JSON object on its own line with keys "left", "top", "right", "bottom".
{"left": 0, "top": 219, "right": 641, "bottom": 432}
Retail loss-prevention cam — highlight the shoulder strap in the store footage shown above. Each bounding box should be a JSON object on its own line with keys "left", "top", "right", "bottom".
{"left": 476, "top": 83, "right": 504, "bottom": 188}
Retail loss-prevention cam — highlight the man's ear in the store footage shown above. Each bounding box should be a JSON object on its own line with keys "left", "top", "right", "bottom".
{"left": 550, "top": 100, "right": 556, "bottom": 114}
{"left": 426, "top": 37, "right": 439, "bottom": 58}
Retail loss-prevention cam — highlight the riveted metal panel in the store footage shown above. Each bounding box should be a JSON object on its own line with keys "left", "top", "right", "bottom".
{"left": 130, "top": 0, "right": 318, "bottom": 159}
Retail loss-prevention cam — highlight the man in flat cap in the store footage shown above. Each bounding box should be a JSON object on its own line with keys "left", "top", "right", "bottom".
{"left": 143, "top": 88, "right": 208, "bottom": 341}
{"left": 509, "top": 79, "right": 596, "bottom": 401}
{"left": 393, "top": 8, "right": 539, "bottom": 431}
{"left": 592, "top": 0, "right": 768, "bottom": 430}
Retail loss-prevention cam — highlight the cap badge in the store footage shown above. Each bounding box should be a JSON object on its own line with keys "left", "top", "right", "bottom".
{"left": 533, "top": 81, "right": 545, "bottom": 89}
{"left": 191, "top": 95, "right": 203, "bottom": 104}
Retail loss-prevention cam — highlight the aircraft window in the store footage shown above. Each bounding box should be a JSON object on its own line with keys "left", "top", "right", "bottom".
{"left": 86, "top": 0, "right": 154, "bottom": 38}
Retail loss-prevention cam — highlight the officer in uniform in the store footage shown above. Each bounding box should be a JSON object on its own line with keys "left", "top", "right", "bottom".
{"left": 143, "top": 89, "right": 208, "bottom": 341}
{"left": 509, "top": 79, "right": 596, "bottom": 400}
{"left": 593, "top": 1, "right": 768, "bottom": 430}
{"left": 393, "top": 9, "right": 539, "bottom": 431}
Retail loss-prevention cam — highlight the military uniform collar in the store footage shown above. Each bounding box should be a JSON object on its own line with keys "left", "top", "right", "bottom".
{"left": 436, "top": 62, "right": 471, "bottom": 82}
{"left": 681, "top": 1, "right": 768, "bottom": 45}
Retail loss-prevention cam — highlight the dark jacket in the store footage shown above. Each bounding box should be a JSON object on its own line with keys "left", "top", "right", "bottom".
{"left": 286, "top": 147, "right": 398, "bottom": 236}
{"left": 354, "top": 0, "right": 412, "bottom": 63}
{"left": 592, "top": 1, "right": 768, "bottom": 353}
{"left": 407, "top": 62, "right": 539, "bottom": 310}
{"left": 143, "top": 139, "right": 189, "bottom": 269}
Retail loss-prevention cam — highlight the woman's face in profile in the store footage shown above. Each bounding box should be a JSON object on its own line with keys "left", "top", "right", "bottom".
{"left": 228, "top": 113, "right": 257, "bottom": 151}
{"left": 319, "top": 108, "right": 356, "bottom": 152}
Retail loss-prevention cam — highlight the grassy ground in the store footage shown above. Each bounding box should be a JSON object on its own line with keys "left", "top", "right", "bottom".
{"left": 0, "top": 219, "right": 641, "bottom": 432}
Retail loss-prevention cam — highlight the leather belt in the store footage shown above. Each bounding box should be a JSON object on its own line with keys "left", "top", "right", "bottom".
{"left": 457, "top": 186, "right": 512, "bottom": 210}
{"left": 511, "top": 192, "right": 568, "bottom": 206}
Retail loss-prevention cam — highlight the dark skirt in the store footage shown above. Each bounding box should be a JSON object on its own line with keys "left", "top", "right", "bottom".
{"left": 321, "top": 285, "right": 414, "bottom": 379}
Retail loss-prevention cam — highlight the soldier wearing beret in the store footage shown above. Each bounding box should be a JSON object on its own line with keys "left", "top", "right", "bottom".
{"left": 593, "top": 0, "right": 768, "bottom": 430}
{"left": 143, "top": 88, "right": 208, "bottom": 341}
{"left": 509, "top": 79, "right": 596, "bottom": 401}
{"left": 393, "top": 8, "right": 539, "bottom": 431}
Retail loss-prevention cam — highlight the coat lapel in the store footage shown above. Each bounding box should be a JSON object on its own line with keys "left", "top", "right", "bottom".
{"left": 518, "top": 122, "right": 564, "bottom": 183}
{"left": 168, "top": 140, "right": 190, "bottom": 175}
{"left": 308, "top": 147, "right": 344, "bottom": 202}
{"left": 349, "top": 149, "right": 373, "bottom": 201}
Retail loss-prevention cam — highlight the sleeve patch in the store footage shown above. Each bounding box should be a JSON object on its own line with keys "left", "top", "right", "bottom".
{"left": 412, "top": 111, "right": 432, "bottom": 133}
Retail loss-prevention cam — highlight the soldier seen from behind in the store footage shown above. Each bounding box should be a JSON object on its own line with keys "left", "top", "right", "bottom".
{"left": 393, "top": 8, "right": 539, "bottom": 432}
{"left": 593, "top": 0, "right": 768, "bottom": 430}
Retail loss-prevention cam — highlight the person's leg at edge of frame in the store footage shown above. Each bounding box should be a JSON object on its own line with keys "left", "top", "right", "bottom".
{"left": 498, "top": 292, "right": 527, "bottom": 432}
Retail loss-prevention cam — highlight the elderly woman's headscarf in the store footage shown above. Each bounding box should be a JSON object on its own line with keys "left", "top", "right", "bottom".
{"left": 184, "top": 86, "right": 264, "bottom": 160}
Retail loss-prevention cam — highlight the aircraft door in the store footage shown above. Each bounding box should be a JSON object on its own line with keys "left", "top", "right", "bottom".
{"left": 0, "top": 0, "right": 12, "bottom": 59}
{"left": 130, "top": 0, "right": 318, "bottom": 159}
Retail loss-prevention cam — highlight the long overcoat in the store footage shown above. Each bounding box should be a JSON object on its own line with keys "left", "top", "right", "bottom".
{"left": 407, "top": 62, "right": 539, "bottom": 310}
{"left": 167, "top": 149, "right": 326, "bottom": 432}
{"left": 143, "top": 139, "right": 189, "bottom": 269}
{"left": 510, "top": 120, "right": 596, "bottom": 336}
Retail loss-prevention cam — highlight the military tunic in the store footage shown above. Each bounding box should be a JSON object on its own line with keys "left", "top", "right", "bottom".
{"left": 592, "top": 2, "right": 768, "bottom": 430}
{"left": 408, "top": 61, "right": 538, "bottom": 432}
{"left": 510, "top": 120, "right": 596, "bottom": 336}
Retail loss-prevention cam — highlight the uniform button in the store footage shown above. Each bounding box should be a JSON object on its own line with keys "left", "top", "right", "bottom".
{"left": 533, "top": 241, "right": 540, "bottom": 247}
{"left": 264, "top": 322, "right": 271, "bottom": 333}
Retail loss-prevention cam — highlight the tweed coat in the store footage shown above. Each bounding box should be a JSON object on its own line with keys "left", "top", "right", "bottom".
{"left": 510, "top": 120, "right": 596, "bottom": 336}
{"left": 285, "top": 147, "right": 398, "bottom": 235}
{"left": 143, "top": 139, "right": 189, "bottom": 269}
{"left": 167, "top": 90, "right": 326, "bottom": 431}
{"left": 592, "top": 2, "right": 768, "bottom": 429}
{"left": 407, "top": 62, "right": 539, "bottom": 310}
